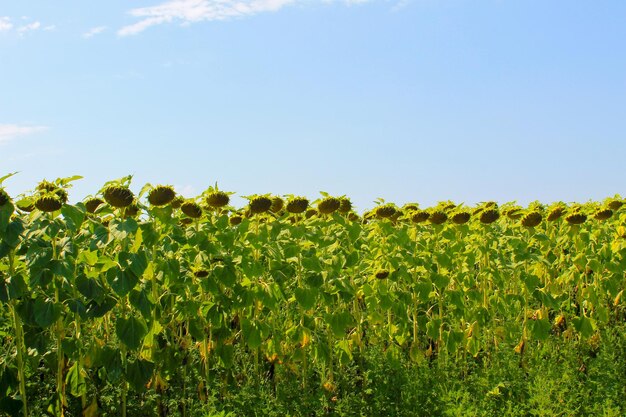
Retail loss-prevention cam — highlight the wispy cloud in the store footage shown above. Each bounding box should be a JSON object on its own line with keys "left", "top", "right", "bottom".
{"left": 17, "top": 21, "right": 41, "bottom": 33}
{"left": 0, "top": 124, "right": 49, "bottom": 144}
{"left": 118, "top": 0, "right": 298, "bottom": 36}
{"left": 83, "top": 26, "right": 107, "bottom": 38}
{"left": 0, "top": 16, "right": 13, "bottom": 32}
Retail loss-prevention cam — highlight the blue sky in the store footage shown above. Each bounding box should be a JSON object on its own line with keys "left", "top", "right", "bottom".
{"left": 1, "top": 0, "right": 625, "bottom": 211}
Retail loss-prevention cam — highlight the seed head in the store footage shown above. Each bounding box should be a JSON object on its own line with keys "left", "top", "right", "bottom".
{"left": 286, "top": 197, "right": 309, "bottom": 214}
{"left": 403, "top": 204, "right": 419, "bottom": 212}
{"left": 375, "top": 269, "right": 390, "bottom": 279}
{"left": 229, "top": 214, "right": 243, "bottom": 226}
{"left": 206, "top": 191, "right": 230, "bottom": 208}
{"left": 305, "top": 208, "right": 318, "bottom": 219}
{"left": 85, "top": 197, "right": 104, "bottom": 213}
{"left": 480, "top": 209, "right": 500, "bottom": 224}
{"left": 547, "top": 206, "right": 565, "bottom": 222}
{"left": 505, "top": 207, "right": 523, "bottom": 220}
{"left": 338, "top": 197, "right": 352, "bottom": 213}
{"left": 124, "top": 203, "right": 140, "bottom": 218}
{"left": 270, "top": 196, "right": 284, "bottom": 213}
{"left": 521, "top": 211, "right": 542, "bottom": 228}
{"left": 429, "top": 210, "right": 448, "bottom": 225}
{"left": 594, "top": 208, "right": 613, "bottom": 221}
{"left": 607, "top": 199, "right": 623, "bottom": 211}
{"left": 148, "top": 185, "right": 176, "bottom": 206}
{"left": 35, "top": 195, "right": 63, "bottom": 212}
{"left": 103, "top": 186, "right": 134, "bottom": 208}
{"left": 0, "top": 188, "right": 9, "bottom": 206}
{"left": 179, "top": 217, "right": 193, "bottom": 226}
{"left": 181, "top": 201, "right": 203, "bottom": 218}
{"left": 451, "top": 211, "right": 471, "bottom": 225}
{"left": 565, "top": 212, "right": 587, "bottom": 225}
{"left": 347, "top": 212, "right": 360, "bottom": 222}
{"left": 317, "top": 197, "right": 341, "bottom": 214}
{"left": 411, "top": 210, "right": 430, "bottom": 223}
{"left": 249, "top": 196, "right": 272, "bottom": 214}
{"left": 170, "top": 196, "right": 185, "bottom": 209}
{"left": 375, "top": 204, "right": 397, "bottom": 219}
{"left": 193, "top": 269, "right": 209, "bottom": 278}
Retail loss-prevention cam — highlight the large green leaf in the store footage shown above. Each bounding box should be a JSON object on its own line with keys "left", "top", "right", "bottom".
{"left": 34, "top": 297, "right": 61, "bottom": 328}
{"left": 107, "top": 268, "right": 138, "bottom": 297}
{"left": 126, "top": 359, "right": 155, "bottom": 392}
{"left": 65, "top": 362, "right": 87, "bottom": 397}
{"left": 116, "top": 316, "right": 147, "bottom": 350}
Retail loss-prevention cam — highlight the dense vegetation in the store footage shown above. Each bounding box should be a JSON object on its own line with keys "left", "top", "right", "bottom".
{"left": 1, "top": 174, "right": 625, "bottom": 416}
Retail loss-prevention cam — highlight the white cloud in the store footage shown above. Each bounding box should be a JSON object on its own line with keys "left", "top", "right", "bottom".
{"left": 17, "top": 21, "right": 41, "bottom": 33}
{"left": 83, "top": 26, "right": 107, "bottom": 38}
{"left": 0, "top": 17, "right": 12, "bottom": 32}
{"left": 118, "top": 0, "right": 297, "bottom": 36}
{"left": 0, "top": 124, "right": 49, "bottom": 144}
{"left": 43, "top": 25, "right": 57, "bottom": 31}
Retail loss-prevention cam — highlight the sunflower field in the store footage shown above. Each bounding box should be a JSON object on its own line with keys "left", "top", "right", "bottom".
{"left": 1, "top": 174, "right": 625, "bottom": 417}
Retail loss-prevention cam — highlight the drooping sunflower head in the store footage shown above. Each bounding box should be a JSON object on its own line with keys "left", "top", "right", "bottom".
{"left": 594, "top": 208, "right": 613, "bottom": 221}
{"left": 35, "top": 195, "right": 63, "bottom": 212}
{"left": 317, "top": 196, "right": 341, "bottom": 215}
{"left": 37, "top": 180, "right": 69, "bottom": 204}
{"left": 85, "top": 197, "right": 104, "bottom": 213}
{"left": 270, "top": 196, "right": 284, "bottom": 213}
{"left": 411, "top": 210, "right": 430, "bottom": 224}
{"left": 375, "top": 269, "right": 390, "bottom": 279}
{"left": 286, "top": 197, "right": 309, "bottom": 214}
{"left": 479, "top": 209, "right": 500, "bottom": 224}
{"left": 305, "top": 208, "right": 318, "bottom": 219}
{"left": 504, "top": 205, "right": 523, "bottom": 220}
{"left": 565, "top": 212, "right": 587, "bottom": 225}
{"left": 403, "top": 203, "right": 419, "bottom": 212}
{"left": 547, "top": 205, "right": 566, "bottom": 222}
{"left": 0, "top": 188, "right": 10, "bottom": 206}
{"left": 229, "top": 214, "right": 243, "bottom": 226}
{"left": 338, "top": 197, "right": 352, "bottom": 213}
{"left": 521, "top": 211, "right": 542, "bottom": 228}
{"left": 181, "top": 201, "right": 203, "bottom": 219}
{"left": 170, "top": 196, "right": 185, "bottom": 209}
{"left": 347, "top": 212, "right": 360, "bottom": 222}
{"left": 248, "top": 195, "right": 273, "bottom": 215}
{"left": 451, "top": 211, "right": 471, "bottom": 225}
{"left": 103, "top": 185, "right": 134, "bottom": 208}
{"left": 429, "top": 210, "right": 448, "bottom": 225}
{"left": 606, "top": 197, "right": 624, "bottom": 211}
{"left": 374, "top": 204, "right": 397, "bottom": 219}
{"left": 148, "top": 185, "right": 176, "bottom": 207}
{"left": 124, "top": 202, "right": 140, "bottom": 218}
{"left": 205, "top": 191, "right": 230, "bottom": 209}
{"left": 192, "top": 267, "right": 210, "bottom": 278}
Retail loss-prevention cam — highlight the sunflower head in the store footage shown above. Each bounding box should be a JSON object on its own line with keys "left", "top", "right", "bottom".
{"left": 317, "top": 197, "right": 341, "bottom": 214}
{"left": 181, "top": 201, "right": 203, "bottom": 219}
{"left": 504, "top": 206, "right": 523, "bottom": 220}
{"left": 305, "top": 208, "right": 318, "bottom": 219}
{"left": 521, "top": 211, "right": 542, "bottom": 228}
{"left": 403, "top": 204, "right": 419, "bottom": 212}
{"left": 565, "top": 212, "right": 587, "bottom": 225}
{"left": 85, "top": 197, "right": 104, "bottom": 214}
{"left": 192, "top": 268, "right": 209, "bottom": 278}
{"left": 35, "top": 195, "right": 63, "bottom": 212}
{"left": 205, "top": 191, "right": 230, "bottom": 209}
{"left": 170, "top": 196, "right": 185, "bottom": 209}
{"left": 411, "top": 210, "right": 430, "bottom": 224}
{"left": 103, "top": 185, "right": 134, "bottom": 208}
{"left": 37, "top": 180, "right": 68, "bottom": 204}
{"left": 547, "top": 206, "right": 565, "bottom": 222}
{"left": 229, "top": 214, "right": 243, "bottom": 226}
{"left": 338, "top": 197, "right": 352, "bottom": 213}
{"left": 0, "top": 188, "right": 10, "bottom": 206}
{"left": 594, "top": 208, "right": 613, "bottom": 221}
{"left": 347, "top": 212, "right": 360, "bottom": 222}
{"left": 429, "top": 210, "right": 448, "bottom": 225}
{"left": 479, "top": 209, "right": 500, "bottom": 224}
{"left": 148, "top": 185, "right": 176, "bottom": 207}
{"left": 607, "top": 199, "right": 624, "bottom": 211}
{"left": 451, "top": 211, "right": 471, "bottom": 225}
{"left": 270, "top": 196, "right": 284, "bottom": 213}
{"left": 286, "top": 197, "right": 309, "bottom": 214}
{"left": 375, "top": 204, "right": 397, "bottom": 219}
{"left": 375, "top": 269, "right": 390, "bottom": 279}
{"left": 248, "top": 195, "right": 273, "bottom": 215}
{"left": 124, "top": 202, "right": 140, "bottom": 218}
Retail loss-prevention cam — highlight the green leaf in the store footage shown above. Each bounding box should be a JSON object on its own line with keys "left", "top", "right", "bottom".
{"left": 34, "top": 297, "right": 61, "bottom": 328}
{"left": 572, "top": 316, "right": 596, "bottom": 338}
{"left": 241, "top": 319, "right": 262, "bottom": 349}
{"left": 126, "top": 359, "right": 155, "bottom": 392}
{"left": 294, "top": 287, "right": 317, "bottom": 310}
{"left": 61, "top": 204, "right": 85, "bottom": 233}
{"left": 529, "top": 318, "right": 551, "bottom": 341}
{"left": 65, "top": 362, "right": 87, "bottom": 397}
{"left": 107, "top": 268, "right": 138, "bottom": 297}
{"left": 129, "top": 288, "right": 152, "bottom": 319}
{"left": 116, "top": 316, "right": 147, "bottom": 350}
{"left": 0, "top": 203, "right": 13, "bottom": 236}
{"left": 2, "top": 220, "right": 24, "bottom": 249}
